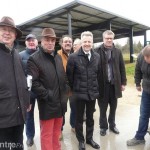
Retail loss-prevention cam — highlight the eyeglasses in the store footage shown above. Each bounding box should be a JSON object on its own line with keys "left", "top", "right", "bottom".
{"left": 104, "top": 38, "right": 113, "bottom": 40}
{"left": 0, "top": 26, "right": 16, "bottom": 34}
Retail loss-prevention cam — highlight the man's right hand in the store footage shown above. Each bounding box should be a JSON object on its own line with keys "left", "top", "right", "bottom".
{"left": 136, "top": 86, "right": 141, "bottom": 91}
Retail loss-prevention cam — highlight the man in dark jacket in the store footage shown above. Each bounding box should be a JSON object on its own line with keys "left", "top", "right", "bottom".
{"left": 127, "top": 45, "right": 150, "bottom": 146}
{"left": 19, "top": 34, "right": 38, "bottom": 147}
{"left": 27, "top": 28, "right": 68, "bottom": 150}
{"left": 66, "top": 31, "right": 100, "bottom": 150}
{"left": 95, "top": 30, "right": 127, "bottom": 136}
{"left": 0, "top": 16, "right": 30, "bottom": 150}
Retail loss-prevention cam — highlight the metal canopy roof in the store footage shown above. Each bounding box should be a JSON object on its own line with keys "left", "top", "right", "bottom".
{"left": 18, "top": 0, "right": 150, "bottom": 44}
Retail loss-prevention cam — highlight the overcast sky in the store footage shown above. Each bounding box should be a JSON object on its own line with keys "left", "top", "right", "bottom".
{"left": 0, "top": 0, "right": 150, "bottom": 43}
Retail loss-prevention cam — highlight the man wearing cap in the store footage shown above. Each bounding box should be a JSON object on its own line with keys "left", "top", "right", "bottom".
{"left": 0, "top": 16, "right": 30, "bottom": 150}
{"left": 19, "top": 34, "right": 38, "bottom": 147}
{"left": 27, "top": 28, "right": 68, "bottom": 150}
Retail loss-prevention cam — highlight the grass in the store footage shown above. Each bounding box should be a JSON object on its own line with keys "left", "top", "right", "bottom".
{"left": 123, "top": 53, "right": 136, "bottom": 86}
{"left": 125, "top": 63, "right": 135, "bottom": 86}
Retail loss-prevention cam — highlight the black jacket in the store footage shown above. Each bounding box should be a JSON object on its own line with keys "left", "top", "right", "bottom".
{"left": 0, "top": 43, "right": 30, "bottom": 128}
{"left": 27, "top": 47, "right": 68, "bottom": 120}
{"left": 66, "top": 48, "right": 100, "bottom": 101}
{"left": 135, "top": 53, "right": 150, "bottom": 94}
{"left": 95, "top": 44, "right": 127, "bottom": 99}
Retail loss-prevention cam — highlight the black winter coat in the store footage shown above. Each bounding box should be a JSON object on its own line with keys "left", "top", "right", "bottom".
{"left": 95, "top": 44, "right": 127, "bottom": 99}
{"left": 66, "top": 48, "right": 100, "bottom": 101}
{"left": 0, "top": 43, "right": 30, "bottom": 128}
{"left": 27, "top": 48, "right": 68, "bottom": 120}
{"left": 135, "top": 53, "right": 150, "bottom": 94}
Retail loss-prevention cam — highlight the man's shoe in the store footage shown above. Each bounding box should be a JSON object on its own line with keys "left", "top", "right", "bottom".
{"left": 100, "top": 129, "right": 106, "bottom": 136}
{"left": 86, "top": 139, "right": 100, "bottom": 149}
{"left": 109, "top": 126, "right": 119, "bottom": 134}
{"left": 127, "top": 138, "right": 145, "bottom": 146}
{"left": 79, "top": 142, "right": 85, "bottom": 150}
{"left": 26, "top": 138, "right": 34, "bottom": 147}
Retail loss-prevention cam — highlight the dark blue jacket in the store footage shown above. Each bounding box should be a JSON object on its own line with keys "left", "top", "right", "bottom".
{"left": 20, "top": 48, "right": 37, "bottom": 76}
{"left": 20, "top": 48, "right": 37, "bottom": 104}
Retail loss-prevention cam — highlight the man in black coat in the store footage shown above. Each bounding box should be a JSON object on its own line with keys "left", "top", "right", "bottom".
{"left": 27, "top": 28, "right": 68, "bottom": 150}
{"left": 0, "top": 16, "right": 30, "bottom": 150}
{"left": 66, "top": 31, "right": 100, "bottom": 150}
{"left": 95, "top": 30, "right": 127, "bottom": 136}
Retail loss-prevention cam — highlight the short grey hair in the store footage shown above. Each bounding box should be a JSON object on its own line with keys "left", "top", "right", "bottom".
{"left": 142, "top": 45, "right": 150, "bottom": 56}
{"left": 102, "top": 30, "right": 115, "bottom": 38}
{"left": 73, "top": 38, "right": 81, "bottom": 45}
{"left": 81, "top": 31, "right": 93, "bottom": 40}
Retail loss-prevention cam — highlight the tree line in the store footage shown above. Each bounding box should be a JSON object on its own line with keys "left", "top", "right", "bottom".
{"left": 115, "top": 39, "right": 143, "bottom": 54}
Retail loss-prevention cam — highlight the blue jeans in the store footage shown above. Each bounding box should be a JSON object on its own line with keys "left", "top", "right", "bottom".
{"left": 26, "top": 92, "right": 37, "bottom": 139}
{"left": 135, "top": 91, "right": 150, "bottom": 140}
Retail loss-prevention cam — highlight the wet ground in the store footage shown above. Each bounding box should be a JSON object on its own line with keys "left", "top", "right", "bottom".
{"left": 24, "top": 86, "right": 150, "bottom": 150}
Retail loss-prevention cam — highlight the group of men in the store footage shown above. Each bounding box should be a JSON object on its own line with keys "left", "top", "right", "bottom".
{"left": 0, "top": 16, "right": 128, "bottom": 150}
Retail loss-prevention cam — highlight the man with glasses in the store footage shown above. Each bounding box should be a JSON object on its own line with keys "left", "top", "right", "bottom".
{"left": 0, "top": 16, "right": 30, "bottom": 150}
{"left": 95, "top": 30, "right": 127, "bottom": 136}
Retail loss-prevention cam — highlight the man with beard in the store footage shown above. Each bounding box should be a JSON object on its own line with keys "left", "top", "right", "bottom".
{"left": 57, "top": 35, "right": 73, "bottom": 138}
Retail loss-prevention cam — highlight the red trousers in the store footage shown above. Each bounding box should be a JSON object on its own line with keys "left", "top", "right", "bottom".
{"left": 40, "top": 117, "right": 63, "bottom": 150}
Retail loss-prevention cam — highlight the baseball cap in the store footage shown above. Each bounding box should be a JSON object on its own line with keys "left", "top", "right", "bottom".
{"left": 26, "top": 34, "right": 36, "bottom": 40}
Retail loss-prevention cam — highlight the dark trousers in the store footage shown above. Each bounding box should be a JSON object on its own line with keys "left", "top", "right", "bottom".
{"left": 61, "top": 97, "right": 69, "bottom": 131}
{"left": 75, "top": 99, "right": 96, "bottom": 142}
{"left": 69, "top": 96, "right": 76, "bottom": 128}
{"left": 26, "top": 94, "right": 36, "bottom": 139}
{"left": 98, "top": 83, "right": 117, "bottom": 129}
{"left": 0, "top": 125, "right": 24, "bottom": 150}
{"left": 135, "top": 91, "right": 150, "bottom": 140}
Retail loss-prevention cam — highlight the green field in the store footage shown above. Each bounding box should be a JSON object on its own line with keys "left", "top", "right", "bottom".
{"left": 125, "top": 63, "right": 135, "bottom": 85}
{"left": 123, "top": 53, "right": 136, "bottom": 86}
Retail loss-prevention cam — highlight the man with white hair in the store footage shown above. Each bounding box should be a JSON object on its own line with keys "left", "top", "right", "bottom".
{"left": 73, "top": 38, "right": 82, "bottom": 52}
{"left": 66, "top": 31, "right": 100, "bottom": 150}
